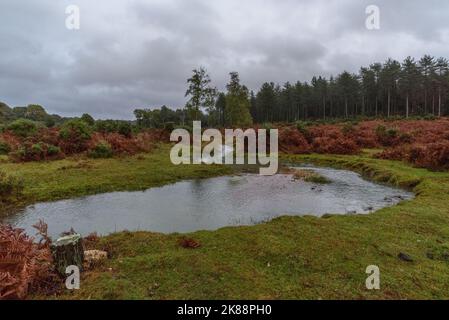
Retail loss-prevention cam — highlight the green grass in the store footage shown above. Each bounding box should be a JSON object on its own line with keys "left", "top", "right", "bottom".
{"left": 4, "top": 146, "right": 449, "bottom": 299}
{"left": 28, "top": 151, "right": 448, "bottom": 300}
{"left": 0, "top": 144, "right": 233, "bottom": 214}
{"left": 292, "top": 169, "right": 331, "bottom": 184}
{"left": 305, "top": 175, "right": 331, "bottom": 184}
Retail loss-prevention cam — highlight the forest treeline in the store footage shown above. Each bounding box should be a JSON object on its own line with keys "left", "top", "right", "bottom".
{"left": 2, "top": 55, "right": 449, "bottom": 130}
{"left": 134, "top": 55, "right": 449, "bottom": 128}
{"left": 249, "top": 55, "right": 449, "bottom": 123}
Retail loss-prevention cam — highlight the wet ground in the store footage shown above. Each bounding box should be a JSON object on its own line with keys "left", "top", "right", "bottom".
{"left": 2, "top": 166, "right": 413, "bottom": 238}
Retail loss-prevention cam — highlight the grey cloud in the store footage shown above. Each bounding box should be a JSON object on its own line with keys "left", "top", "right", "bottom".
{"left": 1, "top": 0, "right": 449, "bottom": 119}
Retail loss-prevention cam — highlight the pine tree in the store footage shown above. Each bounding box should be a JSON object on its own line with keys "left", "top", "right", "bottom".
{"left": 256, "top": 82, "right": 276, "bottom": 123}
{"left": 419, "top": 55, "right": 436, "bottom": 115}
{"left": 224, "top": 72, "right": 253, "bottom": 126}
{"left": 380, "top": 59, "right": 401, "bottom": 117}
{"left": 337, "top": 71, "right": 358, "bottom": 118}
{"left": 436, "top": 57, "right": 449, "bottom": 117}
{"left": 185, "top": 67, "right": 217, "bottom": 121}
{"left": 399, "top": 57, "right": 420, "bottom": 118}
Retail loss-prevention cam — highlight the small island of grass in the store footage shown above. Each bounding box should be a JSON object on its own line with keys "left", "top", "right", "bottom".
{"left": 293, "top": 169, "right": 332, "bottom": 184}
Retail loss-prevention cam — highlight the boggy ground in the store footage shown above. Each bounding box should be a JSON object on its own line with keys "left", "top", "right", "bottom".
{"left": 0, "top": 144, "right": 233, "bottom": 215}
{"left": 16, "top": 149, "right": 448, "bottom": 300}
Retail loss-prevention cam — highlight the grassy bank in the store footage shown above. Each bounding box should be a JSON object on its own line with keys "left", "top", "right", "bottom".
{"left": 25, "top": 151, "right": 447, "bottom": 300}
{"left": 0, "top": 144, "right": 233, "bottom": 214}
{"left": 3, "top": 145, "right": 449, "bottom": 299}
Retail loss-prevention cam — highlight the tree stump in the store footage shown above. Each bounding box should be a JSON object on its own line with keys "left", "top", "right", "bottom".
{"left": 51, "top": 234, "right": 84, "bottom": 276}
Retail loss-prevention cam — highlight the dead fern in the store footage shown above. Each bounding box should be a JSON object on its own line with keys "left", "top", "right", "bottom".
{"left": 178, "top": 237, "right": 201, "bottom": 249}
{"left": 0, "top": 221, "right": 56, "bottom": 300}
{"left": 33, "top": 220, "right": 52, "bottom": 247}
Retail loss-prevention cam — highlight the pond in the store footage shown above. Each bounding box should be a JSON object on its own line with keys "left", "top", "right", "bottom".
{"left": 1, "top": 166, "right": 414, "bottom": 238}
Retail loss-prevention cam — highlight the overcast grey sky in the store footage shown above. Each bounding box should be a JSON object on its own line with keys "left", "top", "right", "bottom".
{"left": 1, "top": 0, "right": 449, "bottom": 119}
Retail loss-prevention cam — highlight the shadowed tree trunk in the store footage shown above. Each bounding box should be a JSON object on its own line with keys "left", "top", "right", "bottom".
{"left": 51, "top": 234, "right": 84, "bottom": 276}
{"left": 406, "top": 94, "right": 409, "bottom": 118}
{"left": 387, "top": 89, "right": 391, "bottom": 118}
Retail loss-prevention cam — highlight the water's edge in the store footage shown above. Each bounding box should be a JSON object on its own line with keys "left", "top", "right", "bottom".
{"left": 2, "top": 164, "right": 414, "bottom": 238}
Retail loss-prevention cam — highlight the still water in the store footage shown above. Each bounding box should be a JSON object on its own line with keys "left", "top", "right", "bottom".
{"left": 2, "top": 166, "right": 413, "bottom": 238}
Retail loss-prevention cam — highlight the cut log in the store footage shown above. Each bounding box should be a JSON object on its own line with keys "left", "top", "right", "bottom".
{"left": 51, "top": 234, "right": 84, "bottom": 276}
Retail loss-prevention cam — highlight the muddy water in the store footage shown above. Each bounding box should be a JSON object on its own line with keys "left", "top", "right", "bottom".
{"left": 2, "top": 166, "right": 413, "bottom": 238}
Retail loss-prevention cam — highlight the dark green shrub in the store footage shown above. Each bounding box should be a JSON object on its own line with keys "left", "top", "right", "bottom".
{"left": 24, "top": 104, "right": 47, "bottom": 121}
{"left": 7, "top": 119, "right": 38, "bottom": 137}
{"left": 0, "top": 171, "right": 24, "bottom": 202}
{"left": 95, "top": 120, "right": 133, "bottom": 137}
{"left": 118, "top": 122, "right": 132, "bottom": 137}
{"left": 89, "top": 141, "right": 113, "bottom": 158}
{"left": 375, "top": 125, "right": 400, "bottom": 146}
{"left": 47, "top": 144, "right": 61, "bottom": 156}
{"left": 11, "top": 143, "right": 43, "bottom": 162}
{"left": 386, "top": 128, "right": 398, "bottom": 138}
{"left": 59, "top": 119, "right": 92, "bottom": 153}
{"left": 31, "top": 143, "right": 44, "bottom": 157}
{"left": 261, "top": 123, "right": 273, "bottom": 132}
{"left": 59, "top": 119, "right": 92, "bottom": 141}
{"left": 295, "top": 121, "right": 309, "bottom": 136}
{"left": 163, "top": 122, "right": 175, "bottom": 132}
{"left": 10, "top": 142, "right": 62, "bottom": 162}
{"left": 174, "top": 125, "right": 193, "bottom": 134}
{"left": 81, "top": 113, "right": 95, "bottom": 126}
{"left": 95, "top": 120, "right": 117, "bottom": 133}
{"left": 0, "top": 140, "right": 11, "bottom": 155}
{"left": 45, "top": 117, "right": 56, "bottom": 128}
{"left": 376, "top": 125, "right": 398, "bottom": 139}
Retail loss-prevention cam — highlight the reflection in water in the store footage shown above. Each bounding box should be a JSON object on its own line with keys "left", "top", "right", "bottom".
{"left": 2, "top": 166, "right": 413, "bottom": 238}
